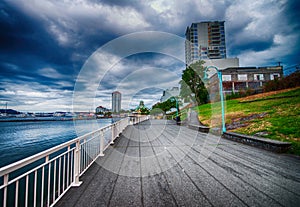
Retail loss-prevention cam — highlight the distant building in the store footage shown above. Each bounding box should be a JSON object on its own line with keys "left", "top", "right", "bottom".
{"left": 160, "top": 87, "right": 180, "bottom": 102}
{"left": 203, "top": 58, "right": 239, "bottom": 71}
{"left": 185, "top": 21, "right": 239, "bottom": 74}
{"left": 185, "top": 21, "right": 226, "bottom": 65}
{"left": 208, "top": 66, "right": 283, "bottom": 95}
{"left": 95, "top": 106, "right": 110, "bottom": 114}
{"left": 112, "top": 91, "right": 121, "bottom": 113}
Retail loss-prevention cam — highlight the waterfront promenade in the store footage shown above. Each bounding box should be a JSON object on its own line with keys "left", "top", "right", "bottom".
{"left": 56, "top": 119, "right": 300, "bottom": 207}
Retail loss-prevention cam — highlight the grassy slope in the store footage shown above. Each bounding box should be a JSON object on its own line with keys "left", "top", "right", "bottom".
{"left": 196, "top": 88, "right": 300, "bottom": 155}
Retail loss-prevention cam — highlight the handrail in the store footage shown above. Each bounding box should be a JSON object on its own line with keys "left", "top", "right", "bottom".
{"left": 0, "top": 122, "right": 111, "bottom": 177}
{"left": 0, "top": 115, "right": 149, "bottom": 207}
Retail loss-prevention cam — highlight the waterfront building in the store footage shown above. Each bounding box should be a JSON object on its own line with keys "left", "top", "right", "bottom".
{"left": 208, "top": 65, "right": 283, "bottom": 95}
{"left": 112, "top": 91, "right": 121, "bottom": 113}
{"left": 134, "top": 100, "right": 150, "bottom": 115}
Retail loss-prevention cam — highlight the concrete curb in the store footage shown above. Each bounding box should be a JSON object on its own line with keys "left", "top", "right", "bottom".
{"left": 222, "top": 132, "right": 291, "bottom": 153}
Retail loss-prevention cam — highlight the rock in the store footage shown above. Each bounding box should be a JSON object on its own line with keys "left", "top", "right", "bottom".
{"left": 254, "top": 131, "right": 269, "bottom": 137}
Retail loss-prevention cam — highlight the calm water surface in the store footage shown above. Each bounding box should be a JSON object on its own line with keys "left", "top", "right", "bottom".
{"left": 0, "top": 119, "right": 115, "bottom": 167}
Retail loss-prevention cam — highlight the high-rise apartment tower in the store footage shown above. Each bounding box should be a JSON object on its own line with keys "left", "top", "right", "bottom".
{"left": 185, "top": 21, "right": 226, "bottom": 65}
{"left": 112, "top": 91, "right": 121, "bottom": 113}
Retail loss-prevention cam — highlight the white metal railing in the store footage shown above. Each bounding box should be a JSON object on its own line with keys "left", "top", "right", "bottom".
{"left": 129, "top": 115, "right": 149, "bottom": 125}
{"left": 0, "top": 116, "right": 148, "bottom": 207}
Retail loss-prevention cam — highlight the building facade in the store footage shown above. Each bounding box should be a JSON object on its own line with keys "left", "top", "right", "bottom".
{"left": 209, "top": 66, "right": 283, "bottom": 95}
{"left": 112, "top": 91, "right": 121, "bottom": 113}
{"left": 185, "top": 21, "right": 226, "bottom": 65}
{"left": 160, "top": 87, "right": 180, "bottom": 102}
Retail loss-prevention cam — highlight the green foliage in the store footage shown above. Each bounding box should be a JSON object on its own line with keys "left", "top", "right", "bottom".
{"left": 139, "top": 107, "right": 150, "bottom": 115}
{"left": 105, "top": 111, "right": 112, "bottom": 117}
{"left": 152, "top": 99, "right": 176, "bottom": 113}
{"left": 135, "top": 100, "right": 150, "bottom": 115}
{"left": 150, "top": 108, "right": 164, "bottom": 115}
{"left": 226, "top": 88, "right": 256, "bottom": 100}
{"left": 180, "top": 60, "right": 208, "bottom": 105}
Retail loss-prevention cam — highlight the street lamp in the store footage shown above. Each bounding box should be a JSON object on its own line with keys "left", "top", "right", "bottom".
{"left": 170, "top": 96, "right": 180, "bottom": 124}
{"left": 203, "top": 66, "right": 226, "bottom": 133}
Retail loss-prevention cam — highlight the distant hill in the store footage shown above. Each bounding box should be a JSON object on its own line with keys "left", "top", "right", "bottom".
{"left": 0, "top": 109, "right": 21, "bottom": 114}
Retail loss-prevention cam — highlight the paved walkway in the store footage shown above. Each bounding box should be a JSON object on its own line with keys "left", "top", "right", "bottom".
{"left": 56, "top": 120, "right": 300, "bottom": 207}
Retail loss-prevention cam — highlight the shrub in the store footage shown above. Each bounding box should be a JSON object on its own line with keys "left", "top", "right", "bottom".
{"left": 264, "top": 72, "right": 300, "bottom": 92}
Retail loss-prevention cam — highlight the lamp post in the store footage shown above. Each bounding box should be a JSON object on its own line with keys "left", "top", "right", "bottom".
{"left": 203, "top": 66, "right": 226, "bottom": 133}
{"left": 170, "top": 97, "right": 180, "bottom": 124}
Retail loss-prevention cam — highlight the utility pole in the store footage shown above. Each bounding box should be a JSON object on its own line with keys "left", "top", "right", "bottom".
{"left": 5, "top": 102, "right": 7, "bottom": 116}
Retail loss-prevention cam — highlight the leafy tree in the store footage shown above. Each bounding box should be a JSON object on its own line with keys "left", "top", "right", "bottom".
{"left": 180, "top": 60, "right": 208, "bottom": 105}
{"left": 152, "top": 99, "right": 176, "bottom": 113}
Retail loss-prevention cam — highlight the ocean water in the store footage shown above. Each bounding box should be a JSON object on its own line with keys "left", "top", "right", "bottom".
{"left": 0, "top": 119, "right": 115, "bottom": 168}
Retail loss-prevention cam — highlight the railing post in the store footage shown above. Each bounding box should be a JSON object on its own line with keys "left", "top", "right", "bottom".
{"left": 3, "top": 174, "right": 8, "bottom": 207}
{"left": 115, "top": 122, "right": 118, "bottom": 138}
{"left": 110, "top": 124, "right": 115, "bottom": 145}
{"left": 99, "top": 130, "right": 105, "bottom": 156}
{"left": 73, "top": 140, "right": 82, "bottom": 186}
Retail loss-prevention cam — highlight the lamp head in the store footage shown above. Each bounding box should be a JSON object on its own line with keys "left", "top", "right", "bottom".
{"left": 203, "top": 73, "right": 209, "bottom": 82}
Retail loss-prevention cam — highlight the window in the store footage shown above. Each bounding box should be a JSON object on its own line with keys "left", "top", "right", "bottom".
{"left": 254, "top": 74, "right": 264, "bottom": 81}
{"left": 222, "top": 75, "right": 231, "bottom": 81}
{"left": 270, "top": 73, "right": 280, "bottom": 80}
{"left": 238, "top": 74, "right": 247, "bottom": 81}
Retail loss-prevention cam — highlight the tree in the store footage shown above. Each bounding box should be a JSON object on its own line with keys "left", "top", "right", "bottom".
{"left": 152, "top": 99, "right": 176, "bottom": 113}
{"left": 180, "top": 60, "right": 208, "bottom": 105}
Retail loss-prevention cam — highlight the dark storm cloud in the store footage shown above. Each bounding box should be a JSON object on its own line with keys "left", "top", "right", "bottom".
{"left": 230, "top": 39, "right": 274, "bottom": 56}
{"left": 0, "top": 2, "right": 73, "bottom": 66}
{"left": 280, "top": 0, "right": 300, "bottom": 64}
{"left": 284, "top": 0, "right": 300, "bottom": 30}
{"left": 0, "top": 0, "right": 299, "bottom": 111}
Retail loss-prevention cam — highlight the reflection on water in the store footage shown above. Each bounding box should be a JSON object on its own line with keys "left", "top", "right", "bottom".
{"left": 0, "top": 119, "right": 114, "bottom": 168}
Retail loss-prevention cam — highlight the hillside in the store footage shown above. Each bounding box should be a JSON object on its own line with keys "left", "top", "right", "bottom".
{"left": 196, "top": 87, "right": 300, "bottom": 155}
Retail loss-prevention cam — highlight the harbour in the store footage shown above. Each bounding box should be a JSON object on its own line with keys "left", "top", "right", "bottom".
{"left": 0, "top": 118, "right": 116, "bottom": 168}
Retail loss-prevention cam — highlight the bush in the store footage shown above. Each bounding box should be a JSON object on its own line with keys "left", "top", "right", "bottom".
{"left": 226, "top": 88, "right": 256, "bottom": 100}
{"left": 226, "top": 92, "right": 242, "bottom": 100}
{"left": 264, "top": 72, "right": 300, "bottom": 92}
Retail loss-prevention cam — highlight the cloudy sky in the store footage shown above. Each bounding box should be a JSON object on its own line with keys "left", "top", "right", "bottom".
{"left": 0, "top": 0, "right": 299, "bottom": 112}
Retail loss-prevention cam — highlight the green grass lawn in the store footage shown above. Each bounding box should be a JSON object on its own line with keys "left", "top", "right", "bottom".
{"left": 196, "top": 88, "right": 300, "bottom": 155}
